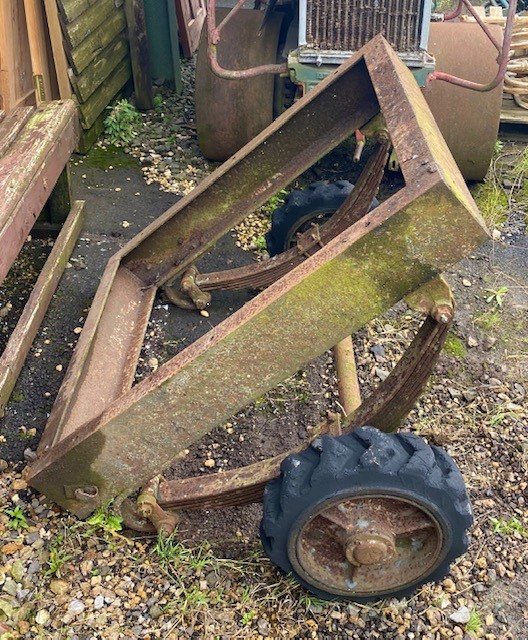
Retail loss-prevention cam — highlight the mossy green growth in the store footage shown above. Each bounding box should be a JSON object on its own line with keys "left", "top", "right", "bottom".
{"left": 82, "top": 145, "right": 139, "bottom": 170}
{"left": 471, "top": 182, "right": 508, "bottom": 230}
{"left": 443, "top": 332, "right": 467, "bottom": 358}
{"left": 10, "top": 389, "right": 25, "bottom": 403}
{"left": 475, "top": 310, "right": 501, "bottom": 332}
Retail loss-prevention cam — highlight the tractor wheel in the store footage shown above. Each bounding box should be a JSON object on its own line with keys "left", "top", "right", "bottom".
{"left": 195, "top": 9, "right": 284, "bottom": 161}
{"left": 424, "top": 22, "right": 503, "bottom": 182}
{"left": 265, "top": 180, "right": 378, "bottom": 257}
{"left": 261, "top": 427, "right": 473, "bottom": 602}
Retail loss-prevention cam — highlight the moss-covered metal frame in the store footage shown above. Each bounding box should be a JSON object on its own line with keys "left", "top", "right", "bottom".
{"left": 27, "top": 36, "right": 487, "bottom": 518}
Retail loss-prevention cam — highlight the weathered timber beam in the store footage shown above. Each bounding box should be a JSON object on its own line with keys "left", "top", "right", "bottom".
{"left": 124, "top": 0, "right": 153, "bottom": 110}
{"left": 0, "top": 101, "right": 79, "bottom": 284}
{"left": 0, "top": 201, "right": 85, "bottom": 416}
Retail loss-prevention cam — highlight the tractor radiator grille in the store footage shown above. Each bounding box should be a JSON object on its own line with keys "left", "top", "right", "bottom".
{"left": 305, "top": 0, "right": 425, "bottom": 53}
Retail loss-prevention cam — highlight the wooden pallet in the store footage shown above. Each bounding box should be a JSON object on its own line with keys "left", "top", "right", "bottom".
{"left": 0, "top": 101, "right": 79, "bottom": 283}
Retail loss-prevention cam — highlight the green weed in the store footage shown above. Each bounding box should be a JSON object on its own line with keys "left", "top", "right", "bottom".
{"left": 104, "top": 99, "right": 142, "bottom": 145}
{"left": 260, "top": 189, "right": 289, "bottom": 217}
{"left": 254, "top": 235, "right": 267, "bottom": 251}
{"left": 465, "top": 608, "right": 483, "bottom": 635}
{"left": 490, "top": 516, "right": 528, "bottom": 537}
{"left": 4, "top": 505, "right": 28, "bottom": 530}
{"left": 475, "top": 310, "right": 501, "bottom": 331}
{"left": 485, "top": 286, "right": 509, "bottom": 307}
{"left": 45, "top": 535, "right": 72, "bottom": 577}
{"left": 298, "top": 593, "right": 331, "bottom": 610}
{"left": 241, "top": 610, "right": 256, "bottom": 625}
{"left": 85, "top": 507, "right": 123, "bottom": 535}
{"left": 472, "top": 182, "right": 508, "bottom": 229}
{"left": 155, "top": 534, "right": 211, "bottom": 571}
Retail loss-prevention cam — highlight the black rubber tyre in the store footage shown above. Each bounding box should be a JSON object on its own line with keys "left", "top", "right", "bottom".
{"left": 265, "top": 180, "right": 378, "bottom": 257}
{"left": 261, "top": 426, "right": 472, "bottom": 602}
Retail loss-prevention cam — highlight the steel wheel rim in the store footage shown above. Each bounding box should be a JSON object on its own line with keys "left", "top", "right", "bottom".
{"left": 284, "top": 208, "right": 336, "bottom": 251}
{"left": 288, "top": 492, "right": 445, "bottom": 598}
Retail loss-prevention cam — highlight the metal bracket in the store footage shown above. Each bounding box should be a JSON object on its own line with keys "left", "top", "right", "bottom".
{"left": 405, "top": 276, "right": 454, "bottom": 324}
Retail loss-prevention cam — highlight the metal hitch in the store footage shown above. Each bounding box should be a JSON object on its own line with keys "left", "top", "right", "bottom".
{"left": 26, "top": 36, "right": 488, "bottom": 520}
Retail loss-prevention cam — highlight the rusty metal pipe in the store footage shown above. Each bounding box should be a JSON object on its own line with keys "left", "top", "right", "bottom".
{"left": 459, "top": 0, "right": 502, "bottom": 51}
{"left": 333, "top": 337, "right": 362, "bottom": 415}
{"left": 429, "top": 0, "right": 517, "bottom": 92}
{"left": 443, "top": 0, "right": 463, "bottom": 21}
{"left": 206, "top": 0, "right": 288, "bottom": 79}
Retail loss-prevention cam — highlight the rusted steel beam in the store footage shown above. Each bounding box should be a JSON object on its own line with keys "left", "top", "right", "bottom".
{"left": 0, "top": 100, "right": 79, "bottom": 285}
{"left": 0, "top": 201, "right": 85, "bottom": 416}
{"left": 144, "top": 314, "right": 450, "bottom": 513}
{"left": 38, "top": 44, "right": 381, "bottom": 451}
{"left": 36, "top": 265, "right": 157, "bottom": 453}
{"left": 121, "top": 59, "right": 379, "bottom": 287}
{"left": 27, "top": 37, "right": 488, "bottom": 517}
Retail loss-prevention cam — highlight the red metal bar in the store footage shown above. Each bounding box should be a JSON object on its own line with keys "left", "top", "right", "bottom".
{"left": 429, "top": 0, "right": 517, "bottom": 92}
{"left": 206, "top": 0, "right": 288, "bottom": 79}
{"left": 443, "top": 0, "right": 463, "bottom": 21}
{"left": 216, "top": 0, "right": 247, "bottom": 34}
{"left": 459, "top": 0, "right": 501, "bottom": 51}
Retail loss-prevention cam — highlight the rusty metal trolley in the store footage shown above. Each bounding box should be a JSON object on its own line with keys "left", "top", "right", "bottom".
{"left": 26, "top": 37, "right": 489, "bottom": 601}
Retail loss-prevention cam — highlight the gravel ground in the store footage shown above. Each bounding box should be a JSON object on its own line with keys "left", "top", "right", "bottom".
{"left": 0, "top": 59, "right": 527, "bottom": 638}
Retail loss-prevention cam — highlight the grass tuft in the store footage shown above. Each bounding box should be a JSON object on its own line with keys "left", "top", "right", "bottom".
{"left": 443, "top": 333, "right": 467, "bottom": 358}
{"left": 472, "top": 182, "right": 508, "bottom": 229}
{"left": 465, "top": 608, "right": 483, "bottom": 635}
{"left": 4, "top": 505, "right": 29, "bottom": 530}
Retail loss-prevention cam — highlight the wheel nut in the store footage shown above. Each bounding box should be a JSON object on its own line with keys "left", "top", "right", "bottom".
{"left": 345, "top": 533, "right": 395, "bottom": 566}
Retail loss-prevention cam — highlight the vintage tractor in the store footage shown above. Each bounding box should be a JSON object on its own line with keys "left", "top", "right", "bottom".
{"left": 196, "top": 0, "right": 515, "bottom": 181}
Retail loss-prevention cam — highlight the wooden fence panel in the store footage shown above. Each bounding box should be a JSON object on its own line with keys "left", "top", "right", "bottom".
{"left": 0, "top": 0, "right": 35, "bottom": 112}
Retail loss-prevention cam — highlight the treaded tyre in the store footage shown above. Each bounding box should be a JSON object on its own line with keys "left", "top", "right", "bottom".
{"left": 261, "top": 426, "right": 472, "bottom": 602}
{"left": 265, "top": 180, "right": 378, "bottom": 257}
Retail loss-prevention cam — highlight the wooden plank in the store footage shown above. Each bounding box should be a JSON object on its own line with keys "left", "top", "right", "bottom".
{"left": 124, "top": 0, "right": 153, "bottom": 110}
{"left": 59, "top": 0, "right": 125, "bottom": 23}
{"left": 59, "top": 0, "right": 98, "bottom": 24}
{"left": 0, "top": 106, "right": 35, "bottom": 157}
{"left": 78, "top": 58, "right": 131, "bottom": 129}
{"left": 71, "top": 36, "right": 128, "bottom": 103}
{"left": 0, "top": 201, "right": 85, "bottom": 417}
{"left": 23, "top": 0, "right": 53, "bottom": 102}
{"left": 0, "top": 100, "right": 79, "bottom": 284}
{"left": 63, "top": 0, "right": 120, "bottom": 49}
{"left": 44, "top": 0, "right": 73, "bottom": 99}
{"left": 167, "top": 0, "right": 182, "bottom": 93}
{"left": 501, "top": 106, "right": 528, "bottom": 125}
{"left": 174, "top": 0, "right": 206, "bottom": 58}
{"left": 0, "top": 0, "right": 35, "bottom": 112}
{"left": 68, "top": 11, "right": 126, "bottom": 75}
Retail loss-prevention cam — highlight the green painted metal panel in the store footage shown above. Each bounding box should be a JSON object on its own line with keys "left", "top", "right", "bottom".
{"left": 143, "top": 0, "right": 182, "bottom": 90}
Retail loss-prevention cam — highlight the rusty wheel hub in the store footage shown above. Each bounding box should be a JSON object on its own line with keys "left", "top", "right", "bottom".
{"left": 345, "top": 531, "right": 395, "bottom": 566}
{"left": 289, "top": 495, "right": 444, "bottom": 597}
